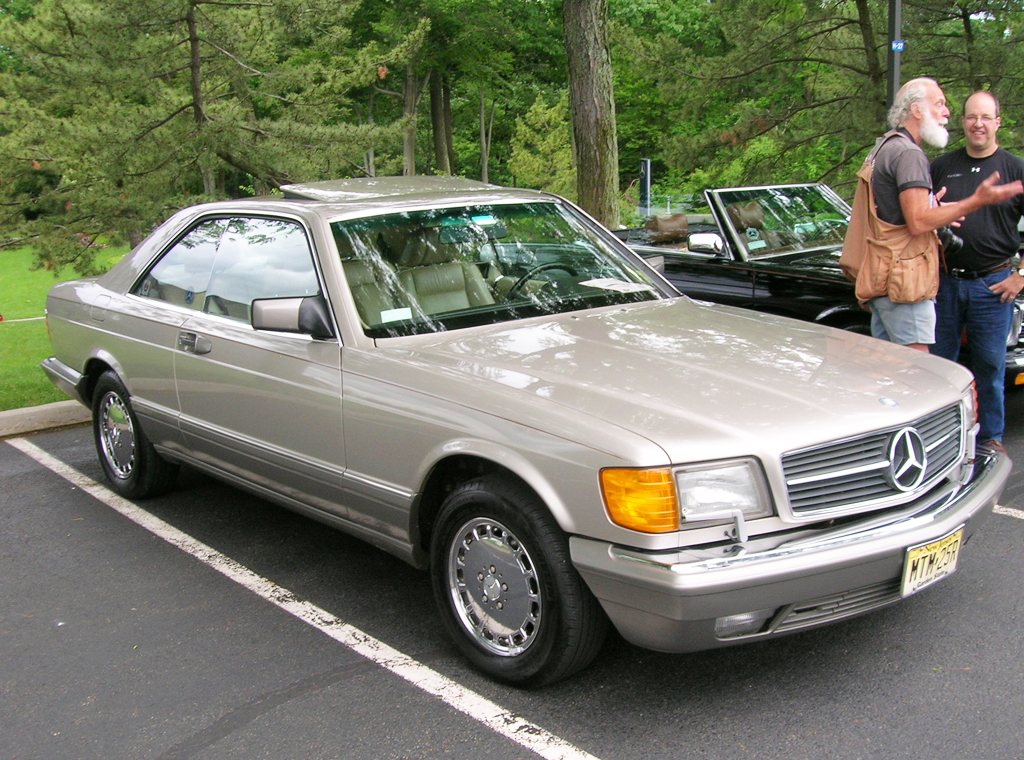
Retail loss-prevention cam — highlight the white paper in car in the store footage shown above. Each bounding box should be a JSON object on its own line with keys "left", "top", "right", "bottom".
{"left": 380, "top": 307, "right": 413, "bottom": 323}
{"left": 579, "top": 279, "right": 653, "bottom": 293}
{"left": 747, "top": 240, "right": 767, "bottom": 251}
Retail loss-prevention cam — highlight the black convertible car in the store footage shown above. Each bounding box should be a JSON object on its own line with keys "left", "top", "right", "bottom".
{"left": 617, "top": 183, "right": 1024, "bottom": 384}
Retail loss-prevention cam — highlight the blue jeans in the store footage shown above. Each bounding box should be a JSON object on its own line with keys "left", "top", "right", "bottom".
{"left": 932, "top": 269, "right": 1014, "bottom": 442}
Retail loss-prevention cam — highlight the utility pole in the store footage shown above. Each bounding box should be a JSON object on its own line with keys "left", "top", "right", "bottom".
{"left": 886, "top": 0, "right": 903, "bottom": 110}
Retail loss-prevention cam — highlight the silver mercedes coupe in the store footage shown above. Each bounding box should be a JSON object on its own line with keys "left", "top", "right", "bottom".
{"left": 41, "top": 177, "right": 1008, "bottom": 685}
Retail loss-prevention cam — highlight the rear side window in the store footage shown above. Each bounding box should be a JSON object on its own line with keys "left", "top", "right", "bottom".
{"left": 132, "top": 216, "right": 321, "bottom": 322}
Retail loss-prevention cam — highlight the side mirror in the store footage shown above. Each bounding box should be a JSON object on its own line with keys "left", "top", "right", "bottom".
{"left": 252, "top": 295, "right": 335, "bottom": 339}
{"left": 687, "top": 232, "right": 725, "bottom": 255}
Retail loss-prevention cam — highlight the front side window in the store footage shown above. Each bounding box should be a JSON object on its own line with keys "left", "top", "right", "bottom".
{"left": 133, "top": 216, "right": 321, "bottom": 322}
{"left": 332, "top": 202, "right": 665, "bottom": 338}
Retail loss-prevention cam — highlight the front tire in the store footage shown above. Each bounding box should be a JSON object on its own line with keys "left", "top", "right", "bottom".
{"left": 430, "top": 475, "right": 608, "bottom": 686}
{"left": 92, "top": 371, "right": 178, "bottom": 498}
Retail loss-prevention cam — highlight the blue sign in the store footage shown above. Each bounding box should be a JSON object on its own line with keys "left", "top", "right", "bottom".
{"left": 892, "top": 40, "right": 905, "bottom": 52}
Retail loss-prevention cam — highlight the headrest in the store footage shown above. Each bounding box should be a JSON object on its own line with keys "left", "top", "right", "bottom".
{"left": 725, "top": 201, "right": 764, "bottom": 231}
{"left": 399, "top": 228, "right": 455, "bottom": 268}
{"left": 643, "top": 213, "right": 688, "bottom": 244}
{"left": 376, "top": 227, "right": 410, "bottom": 263}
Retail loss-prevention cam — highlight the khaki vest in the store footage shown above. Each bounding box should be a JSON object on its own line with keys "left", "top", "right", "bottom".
{"left": 839, "top": 130, "right": 939, "bottom": 304}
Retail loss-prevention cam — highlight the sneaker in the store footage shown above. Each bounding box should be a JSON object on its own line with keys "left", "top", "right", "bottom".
{"left": 978, "top": 440, "right": 1007, "bottom": 456}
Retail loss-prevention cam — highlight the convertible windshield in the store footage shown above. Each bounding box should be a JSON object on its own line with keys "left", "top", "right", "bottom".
{"left": 332, "top": 202, "right": 663, "bottom": 337}
{"left": 713, "top": 185, "right": 851, "bottom": 258}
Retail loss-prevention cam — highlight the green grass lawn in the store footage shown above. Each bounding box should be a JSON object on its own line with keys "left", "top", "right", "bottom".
{"left": 0, "top": 246, "right": 126, "bottom": 412}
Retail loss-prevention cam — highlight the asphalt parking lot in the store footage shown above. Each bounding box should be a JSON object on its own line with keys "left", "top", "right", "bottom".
{"left": 2, "top": 396, "right": 1023, "bottom": 760}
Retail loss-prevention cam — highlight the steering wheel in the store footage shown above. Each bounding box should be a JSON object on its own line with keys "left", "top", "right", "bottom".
{"left": 505, "top": 263, "right": 578, "bottom": 300}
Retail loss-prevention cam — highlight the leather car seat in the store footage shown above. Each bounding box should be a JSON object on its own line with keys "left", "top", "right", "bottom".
{"left": 343, "top": 259, "right": 402, "bottom": 326}
{"left": 397, "top": 228, "right": 495, "bottom": 315}
{"left": 725, "top": 201, "right": 782, "bottom": 253}
{"left": 643, "top": 213, "right": 689, "bottom": 247}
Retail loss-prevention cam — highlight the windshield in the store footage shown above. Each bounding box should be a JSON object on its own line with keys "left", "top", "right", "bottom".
{"left": 332, "top": 202, "right": 664, "bottom": 338}
{"left": 713, "top": 185, "right": 850, "bottom": 258}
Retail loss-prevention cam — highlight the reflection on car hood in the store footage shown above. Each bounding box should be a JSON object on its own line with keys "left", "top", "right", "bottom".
{"left": 384, "top": 298, "right": 969, "bottom": 461}
{"left": 779, "top": 248, "right": 842, "bottom": 267}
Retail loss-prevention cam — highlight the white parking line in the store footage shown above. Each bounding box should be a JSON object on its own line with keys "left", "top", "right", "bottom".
{"left": 994, "top": 504, "right": 1024, "bottom": 520}
{"left": 6, "top": 437, "right": 602, "bottom": 760}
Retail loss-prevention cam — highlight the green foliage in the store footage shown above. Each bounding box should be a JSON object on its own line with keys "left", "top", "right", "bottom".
{"left": 1, "top": 0, "right": 1022, "bottom": 278}
{"left": 508, "top": 92, "right": 576, "bottom": 199}
{"left": 0, "top": 244, "right": 123, "bottom": 410}
{"left": 610, "top": 0, "right": 1024, "bottom": 199}
{"left": 0, "top": 0, "right": 392, "bottom": 273}
{"left": 0, "top": 320, "right": 68, "bottom": 411}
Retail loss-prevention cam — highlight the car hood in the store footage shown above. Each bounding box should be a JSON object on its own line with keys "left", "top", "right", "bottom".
{"left": 380, "top": 298, "right": 970, "bottom": 463}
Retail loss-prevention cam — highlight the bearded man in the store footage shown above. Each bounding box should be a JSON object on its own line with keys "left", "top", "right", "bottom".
{"left": 867, "top": 78, "right": 1022, "bottom": 352}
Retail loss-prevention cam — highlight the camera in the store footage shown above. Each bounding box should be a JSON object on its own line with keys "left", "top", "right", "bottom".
{"left": 936, "top": 226, "right": 964, "bottom": 256}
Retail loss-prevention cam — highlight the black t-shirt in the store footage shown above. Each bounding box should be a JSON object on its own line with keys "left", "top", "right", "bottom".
{"left": 930, "top": 147, "right": 1024, "bottom": 270}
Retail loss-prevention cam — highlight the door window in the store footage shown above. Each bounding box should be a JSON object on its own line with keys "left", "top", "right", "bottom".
{"left": 133, "top": 217, "right": 321, "bottom": 322}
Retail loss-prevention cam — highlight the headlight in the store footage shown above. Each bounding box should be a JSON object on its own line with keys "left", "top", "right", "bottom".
{"left": 676, "top": 460, "right": 772, "bottom": 523}
{"left": 601, "top": 459, "right": 772, "bottom": 538}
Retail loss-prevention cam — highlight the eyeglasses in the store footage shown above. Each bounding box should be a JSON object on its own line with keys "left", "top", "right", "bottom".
{"left": 963, "top": 115, "right": 998, "bottom": 124}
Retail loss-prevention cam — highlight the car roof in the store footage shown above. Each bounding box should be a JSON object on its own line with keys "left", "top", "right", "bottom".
{"left": 179, "top": 177, "right": 558, "bottom": 224}
{"left": 281, "top": 176, "right": 500, "bottom": 201}
{"left": 277, "top": 177, "right": 555, "bottom": 219}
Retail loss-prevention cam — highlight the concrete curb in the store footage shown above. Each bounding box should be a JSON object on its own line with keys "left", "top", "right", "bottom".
{"left": 0, "top": 400, "right": 91, "bottom": 439}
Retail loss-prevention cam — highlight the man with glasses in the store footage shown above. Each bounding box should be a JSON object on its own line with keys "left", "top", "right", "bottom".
{"left": 931, "top": 90, "right": 1024, "bottom": 456}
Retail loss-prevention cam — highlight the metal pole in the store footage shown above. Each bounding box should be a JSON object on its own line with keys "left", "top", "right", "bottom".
{"left": 886, "top": 0, "right": 903, "bottom": 110}
{"left": 639, "top": 159, "right": 651, "bottom": 218}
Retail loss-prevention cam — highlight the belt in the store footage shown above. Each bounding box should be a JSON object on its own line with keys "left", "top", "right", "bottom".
{"left": 945, "top": 261, "right": 1011, "bottom": 280}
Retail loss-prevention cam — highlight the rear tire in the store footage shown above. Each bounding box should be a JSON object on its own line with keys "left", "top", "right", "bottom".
{"left": 92, "top": 371, "right": 178, "bottom": 498}
{"left": 430, "top": 474, "right": 608, "bottom": 686}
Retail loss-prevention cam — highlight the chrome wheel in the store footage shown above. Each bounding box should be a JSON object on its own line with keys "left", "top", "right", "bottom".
{"left": 98, "top": 390, "right": 136, "bottom": 479}
{"left": 447, "top": 517, "right": 542, "bottom": 657}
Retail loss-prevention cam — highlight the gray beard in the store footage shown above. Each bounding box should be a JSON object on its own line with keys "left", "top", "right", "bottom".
{"left": 920, "top": 114, "right": 949, "bottom": 149}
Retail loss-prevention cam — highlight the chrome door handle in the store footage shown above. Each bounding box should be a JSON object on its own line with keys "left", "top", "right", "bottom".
{"left": 178, "top": 332, "right": 212, "bottom": 355}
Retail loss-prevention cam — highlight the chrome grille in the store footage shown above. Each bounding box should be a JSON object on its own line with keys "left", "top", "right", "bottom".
{"left": 782, "top": 404, "right": 963, "bottom": 515}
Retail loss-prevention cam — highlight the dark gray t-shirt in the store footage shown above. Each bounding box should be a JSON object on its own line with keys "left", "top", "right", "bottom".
{"left": 871, "top": 129, "right": 932, "bottom": 225}
{"left": 930, "top": 146, "right": 1024, "bottom": 270}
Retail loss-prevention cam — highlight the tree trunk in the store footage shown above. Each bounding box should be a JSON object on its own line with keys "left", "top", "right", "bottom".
{"left": 480, "top": 91, "right": 494, "bottom": 184}
{"left": 431, "top": 72, "right": 451, "bottom": 174}
{"left": 443, "top": 79, "right": 455, "bottom": 173}
{"left": 186, "top": 3, "right": 206, "bottom": 126}
{"left": 563, "top": 0, "right": 619, "bottom": 228}
{"left": 402, "top": 65, "right": 418, "bottom": 176}
{"left": 366, "top": 91, "right": 376, "bottom": 177}
{"left": 959, "top": 7, "right": 981, "bottom": 92}
{"left": 186, "top": 2, "right": 215, "bottom": 194}
{"left": 852, "top": 0, "right": 887, "bottom": 126}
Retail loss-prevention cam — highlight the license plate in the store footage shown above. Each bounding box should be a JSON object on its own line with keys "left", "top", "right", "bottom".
{"left": 901, "top": 527, "right": 964, "bottom": 597}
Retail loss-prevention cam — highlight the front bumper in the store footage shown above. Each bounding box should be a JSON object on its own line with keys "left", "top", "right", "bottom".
{"left": 571, "top": 453, "right": 1009, "bottom": 653}
{"left": 1005, "top": 346, "right": 1024, "bottom": 385}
